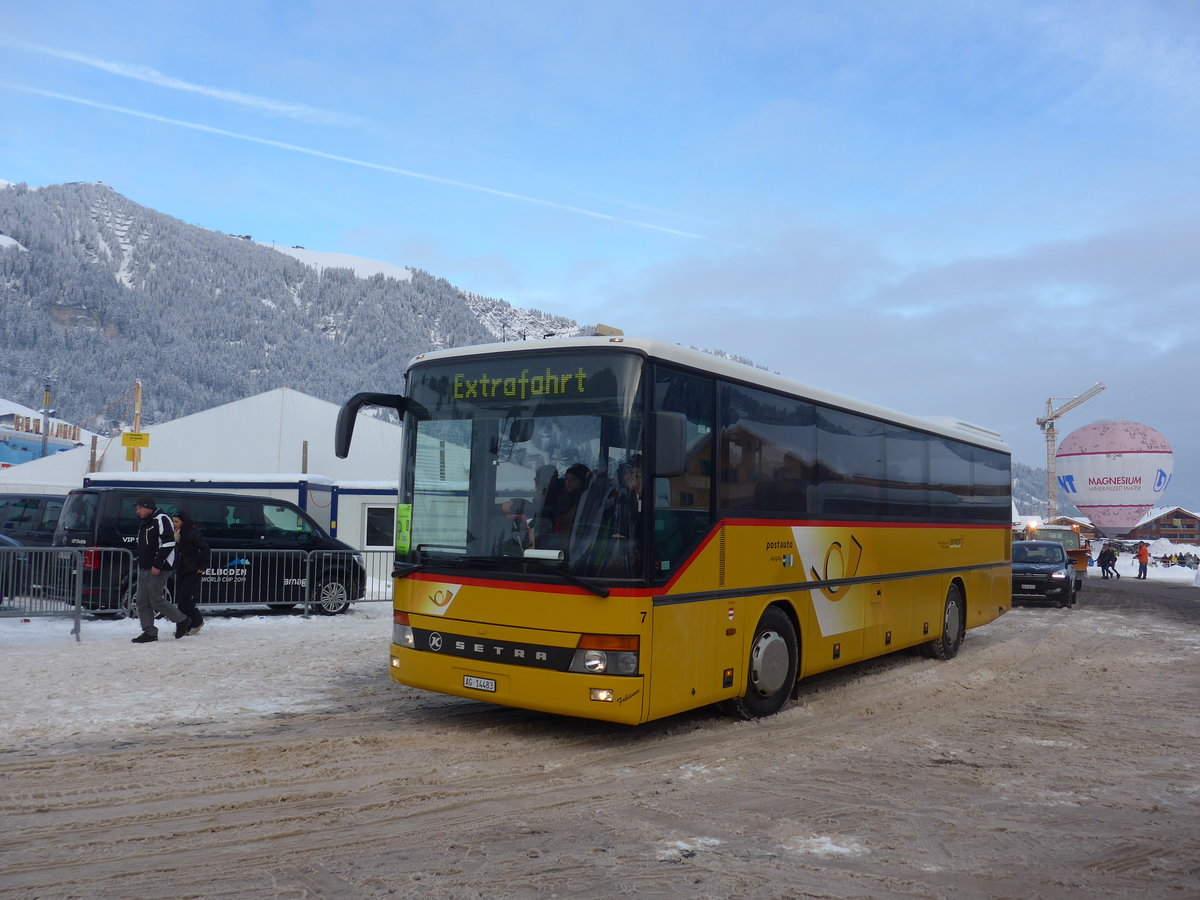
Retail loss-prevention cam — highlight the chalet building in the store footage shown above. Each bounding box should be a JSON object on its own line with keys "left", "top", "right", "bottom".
{"left": 1122, "top": 507, "right": 1200, "bottom": 544}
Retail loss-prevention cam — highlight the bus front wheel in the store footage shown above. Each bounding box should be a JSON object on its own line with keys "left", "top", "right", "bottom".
{"left": 923, "top": 583, "right": 964, "bottom": 660}
{"left": 721, "top": 605, "right": 798, "bottom": 719}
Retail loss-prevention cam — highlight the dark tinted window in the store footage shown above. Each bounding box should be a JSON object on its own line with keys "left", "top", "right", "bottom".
{"left": 711, "top": 386, "right": 1008, "bottom": 525}
{"left": 192, "top": 499, "right": 261, "bottom": 541}
{"left": 128, "top": 495, "right": 264, "bottom": 541}
{"left": 58, "top": 493, "right": 98, "bottom": 534}
{"left": 365, "top": 506, "right": 395, "bottom": 548}
{"left": 719, "top": 383, "right": 815, "bottom": 516}
{"left": 973, "top": 447, "right": 1012, "bottom": 524}
{"left": 884, "top": 425, "right": 929, "bottom": 519}
{"left": 816, "top": 407, "right": 885, "bottom": 518}
{"left": 928, "top": 438, "right": 975, "bottom": 522}
{"left": 38, "top": 499, "right": 63, "bottom": 531}
{"left": 116, "top": 496, "right": 144, "bottom": 536}
{"left": 0, "top": 498, "right": 36, "bottom": 530}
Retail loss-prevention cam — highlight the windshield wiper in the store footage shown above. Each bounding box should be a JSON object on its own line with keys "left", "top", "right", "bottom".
{"left": 519, "top": 556, "right": 609, "bottom": 598}
{"left": 429, "top": 554, "right": 614, "bottom": 595}
{"left": 413, "top": 554, "right": 610, "bottom": 598}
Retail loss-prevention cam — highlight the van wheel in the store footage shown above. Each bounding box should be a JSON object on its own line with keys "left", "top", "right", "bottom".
{"left": 719, "top": 606, "right": 798, "bottom": 719}
{"left": 312, "top": 578, "right": 351, "bottom": 615}
{"left": 923, "top": 583, "right": 965, "bottom": 660}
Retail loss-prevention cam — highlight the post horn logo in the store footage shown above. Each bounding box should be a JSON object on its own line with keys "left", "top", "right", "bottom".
{"left": 811, "top": 535, "right": 864, "bottom": 601}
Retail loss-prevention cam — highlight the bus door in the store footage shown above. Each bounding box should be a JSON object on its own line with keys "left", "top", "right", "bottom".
{"left": 647, "top": 366, "right": 723, "bottom": 718}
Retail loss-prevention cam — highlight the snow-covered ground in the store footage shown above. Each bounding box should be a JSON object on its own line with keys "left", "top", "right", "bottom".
{"left": 1103, "top": 538, "right": 1200, "bottom": 583}
{"left": 2, "top": 547, "right": 1196, "bottom": 746}
{"left": 0, "top": 604, "right": 392, "bottom": 744}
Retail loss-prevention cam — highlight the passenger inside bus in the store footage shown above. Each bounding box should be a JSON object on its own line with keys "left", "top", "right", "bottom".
{"left": 600, "top": 455, "right": 643, "bottom": 576}
{"left": 529, "top": 465, "right": 560, "bottom": 542}
{"left": 538, "top": 463, "right": 591, "bottom": 553}
{"left": 490, "top": 498, "right": 534, "bottom": 556}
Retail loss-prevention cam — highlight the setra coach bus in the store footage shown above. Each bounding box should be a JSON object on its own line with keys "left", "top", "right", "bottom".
{"left": 336, "top": 333, "right": 1012, "bottom": 725}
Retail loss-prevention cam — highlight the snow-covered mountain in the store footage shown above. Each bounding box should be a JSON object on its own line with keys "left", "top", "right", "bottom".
{"left": 263, "top": 243, "right": 415, "bottom": 284}
{"left": 0, "top": 180, "right": 576, "bottom": 429}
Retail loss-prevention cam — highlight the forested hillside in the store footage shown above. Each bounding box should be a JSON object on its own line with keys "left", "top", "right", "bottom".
{"left": 1012, "top": 460, "right": 1080, "bottom": 519}
{"left": 0, "top": 181, "right": 575, "bottom": 429}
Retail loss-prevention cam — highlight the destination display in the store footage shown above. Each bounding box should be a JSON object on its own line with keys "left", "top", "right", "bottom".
{"left": 407, "top": 351, "right": 643, "bottom": 419}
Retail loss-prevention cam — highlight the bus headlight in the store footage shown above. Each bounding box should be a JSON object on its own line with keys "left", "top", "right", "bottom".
{"left": 569, "top": 648, "right": 639, "bottom": 675}
{"left": 393, "top": 610, "right": 414, "bottom": 648}
{"left": 568, "top": 634, "right": 640, "bottom": 675}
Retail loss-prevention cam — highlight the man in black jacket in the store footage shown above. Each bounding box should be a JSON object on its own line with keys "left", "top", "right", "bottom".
{"left": 131, "top": 495, "right": 192, "bottom": 643}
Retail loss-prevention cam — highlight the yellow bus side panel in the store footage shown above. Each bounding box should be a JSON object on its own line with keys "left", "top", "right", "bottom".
{"left": 645, "top": 597, "right": 744, "bottom": 721}
{"left": 660, "top": 521, "right": 1010, "bottom": 685}
{"left": 390, "top": 521, "right": 1009, "bottom": 724}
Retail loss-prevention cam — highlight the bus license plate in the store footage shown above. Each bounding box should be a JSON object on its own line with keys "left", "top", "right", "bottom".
{"left": 463, "top": 675, "right": 496, "bottom": 693}
{"left": 1021, "top": 584, "right": 1035, "bottom": 590}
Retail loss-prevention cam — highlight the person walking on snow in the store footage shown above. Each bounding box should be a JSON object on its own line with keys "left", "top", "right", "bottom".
{"left": 172, "top": 509, "right": 210, "bottom": 635}
{"left": 1136, "top": 542, "right": 1150, "bottom": 580}
{"left": 131, "top": 496, "right": 193, "bottom": 643}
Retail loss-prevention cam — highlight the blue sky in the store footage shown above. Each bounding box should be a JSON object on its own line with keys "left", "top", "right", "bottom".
{"left": 2, "top": 1, "right": 1198, "bottom": 513}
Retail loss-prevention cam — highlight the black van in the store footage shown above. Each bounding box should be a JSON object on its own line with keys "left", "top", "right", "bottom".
{"left": 0, "top": 493, "right": 66, "bottom": 546}
{"left": 52, "top": 488, "right": 365, "bottom": 614}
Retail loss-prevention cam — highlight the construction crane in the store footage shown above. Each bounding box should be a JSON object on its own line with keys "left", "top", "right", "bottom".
{"left": 1037, "top": 383, "right": 1105, "bottom": 519}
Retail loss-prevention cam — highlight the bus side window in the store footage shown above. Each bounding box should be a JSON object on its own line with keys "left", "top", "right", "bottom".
{"left": 651, "top": 366, "right": 714, "bottom": 581}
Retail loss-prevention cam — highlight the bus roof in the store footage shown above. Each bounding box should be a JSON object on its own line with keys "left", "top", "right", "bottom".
{"left": 408, "top": 336, "right": 1010, "bottom": 454}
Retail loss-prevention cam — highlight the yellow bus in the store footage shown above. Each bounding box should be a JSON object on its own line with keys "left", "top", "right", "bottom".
{"left": 336, "top": 335, "right": 1012, "bottom": 724}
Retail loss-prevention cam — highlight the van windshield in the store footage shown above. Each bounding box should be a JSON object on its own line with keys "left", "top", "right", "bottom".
{"left": 58, "top": 492, "right": 98, "bottom": 535}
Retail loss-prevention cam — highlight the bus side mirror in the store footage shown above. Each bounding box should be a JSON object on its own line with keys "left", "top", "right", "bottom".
{"left": 508, "top": 418, "right": 535, "bottom": 444}
{"left": 335, "top": 392, "right": 408, "bottom": 458}
{"left": 653, "top": 411, "right": 687, "bottom": 477}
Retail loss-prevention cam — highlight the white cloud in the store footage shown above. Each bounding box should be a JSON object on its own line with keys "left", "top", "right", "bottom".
{"left": 11, "top": 41, "right": 363, "bottom": 127}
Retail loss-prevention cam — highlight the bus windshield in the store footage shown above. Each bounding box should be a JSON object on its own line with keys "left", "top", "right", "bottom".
{"left": 402, "top": 350, "right": 645, "bottom": 578}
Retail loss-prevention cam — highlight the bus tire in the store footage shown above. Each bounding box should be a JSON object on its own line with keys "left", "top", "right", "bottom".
{"left": 312, "top": 576, "right": 351, "bottom": 615}
{"left": 721, "top": 605, "right": 798, "bottom": 719}
{"left": 924, "top": 583, "right": 964, "bottom": 660}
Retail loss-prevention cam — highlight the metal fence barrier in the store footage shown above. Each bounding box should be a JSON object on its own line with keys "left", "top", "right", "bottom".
{"left": 0, "top": 546, "right": 395, "bottom": 639}
{"left": 1, "top": 546, "right": 88, "bottom": 640}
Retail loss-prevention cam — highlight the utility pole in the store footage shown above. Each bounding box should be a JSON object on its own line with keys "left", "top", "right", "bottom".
{"left": 39, "top": 383, "right": 52, "bottom": 458}
{"left": 132, "top": 379, "right": 143, "bottom": 472}
{"left": 1037, "top": 383, "right": 1105, "bottom": 519}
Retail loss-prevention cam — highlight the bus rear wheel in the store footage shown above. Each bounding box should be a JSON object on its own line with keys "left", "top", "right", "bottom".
{"left": 923, "top": 583, "right": 964, "bottom": 660}
{"left": 721, "top": 605, "right": 798, "bottom": 719}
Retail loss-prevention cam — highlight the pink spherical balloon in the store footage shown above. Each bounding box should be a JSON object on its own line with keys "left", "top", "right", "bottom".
{"left": 1055, "top": 421, "right": 1173, "bottom": 533}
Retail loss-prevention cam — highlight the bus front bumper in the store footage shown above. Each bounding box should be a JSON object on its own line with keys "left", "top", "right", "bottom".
{"left": 389, "top": 644, "right": 647, "bottom": 725}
